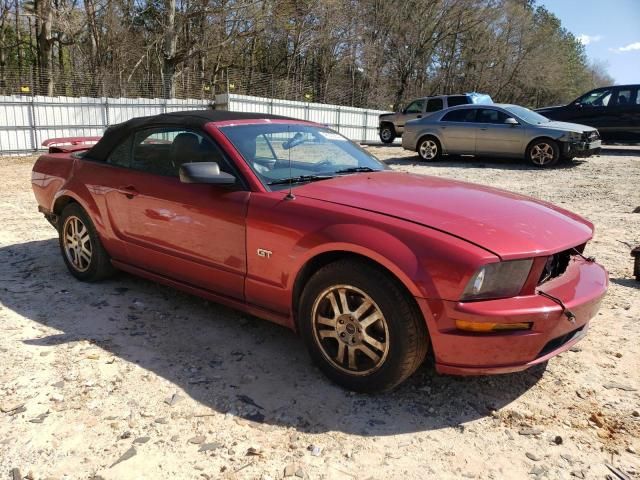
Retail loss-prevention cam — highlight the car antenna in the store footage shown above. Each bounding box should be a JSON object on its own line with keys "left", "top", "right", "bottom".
{"left": 285, "top": 124, "right": 295, "bottom": 200}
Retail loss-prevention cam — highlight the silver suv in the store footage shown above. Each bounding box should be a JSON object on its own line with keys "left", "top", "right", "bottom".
{"left": 378, "top": 93, "right": 493, "bottom": 143}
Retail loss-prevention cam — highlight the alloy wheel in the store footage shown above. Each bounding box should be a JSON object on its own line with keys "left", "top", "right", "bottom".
{"left": 62, "top": 215, "right": 92, "bottom": 272}
{"left": 419, "top": 139, "right": 438, "bottom": 160}
{"left": 311, "top": 285, "right": 390, "bottom": 375}
{"left": 530, "top": 142, "right": 555, "bottom": 166}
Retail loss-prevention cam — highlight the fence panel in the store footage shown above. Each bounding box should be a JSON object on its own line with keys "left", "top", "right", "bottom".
{"left": 0, "top": 94, "right": 390, "bottom": 155}
{"left": 215, "top": 93, "right": 389, "bottom": 143}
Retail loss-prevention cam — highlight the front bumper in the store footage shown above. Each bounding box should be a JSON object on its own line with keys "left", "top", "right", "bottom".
{"left": 417, "top": 257, "right": 608, "bottom": 375}
{"left": 562, "top": 139, "right": 601, "bottom": 158}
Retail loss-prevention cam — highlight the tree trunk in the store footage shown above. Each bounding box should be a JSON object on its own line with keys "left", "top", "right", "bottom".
{"left": 36, "top": 0, "right": 54, "bottom": 95}
{"left": 162, "top": 0, "right": 177, "bottom": 99}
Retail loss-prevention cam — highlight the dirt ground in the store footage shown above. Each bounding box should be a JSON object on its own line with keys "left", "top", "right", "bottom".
{"left": 1, "top": 146, "right": 639, "bottom": 480}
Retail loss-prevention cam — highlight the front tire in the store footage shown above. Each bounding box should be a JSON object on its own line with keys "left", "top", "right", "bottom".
{"left": 299, "top": 260, "right": 428, "bottom": 393}
{"left": 527, "top": 138, "right": 560, "bottom": 167}
{"left": 417, "top": 136, "right": 442, "bottom": 161}
{"left": 379, "top": 124, "right": 396, "bottom": 144}
{"left": 58, "top": 203, "right": 115, "bottom": 281}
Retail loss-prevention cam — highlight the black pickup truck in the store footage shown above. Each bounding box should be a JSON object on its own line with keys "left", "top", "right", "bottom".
{"left": 536, "top": 85, "right": 640, "bottom": 142}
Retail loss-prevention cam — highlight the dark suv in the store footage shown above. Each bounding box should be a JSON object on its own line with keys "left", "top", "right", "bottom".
{"left": 536, "top": 85, "right": 640, "bottom": 142}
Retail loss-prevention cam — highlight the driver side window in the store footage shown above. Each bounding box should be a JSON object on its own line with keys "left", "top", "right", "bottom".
{"left": 405, "top": 100, "right": 425, "bottom": 114}
{"left": 105, "top": 128, "right": 226, "bottom": 177}
{"left": 578, "top": 89, "right": 612, "bottom": 107}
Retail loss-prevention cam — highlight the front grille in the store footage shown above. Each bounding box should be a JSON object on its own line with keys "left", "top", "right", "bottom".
{"left": 538, "top": 248, "right": 572, "bottom": 284}
{"left": 537, "top": 326, "right": 585, "bottom": 358}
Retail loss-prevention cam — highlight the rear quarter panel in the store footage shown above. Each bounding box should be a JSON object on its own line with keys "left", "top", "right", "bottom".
{"left": 31, "top": 154, "right": 77, "bottom": 212}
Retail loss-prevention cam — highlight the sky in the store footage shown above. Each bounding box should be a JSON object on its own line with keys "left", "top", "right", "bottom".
{"left": 539, "top": 0, "right": 640, "bottom": 85}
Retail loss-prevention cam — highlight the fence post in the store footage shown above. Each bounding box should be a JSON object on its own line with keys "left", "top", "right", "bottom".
{"left": 362, "top": 111, "right": 367, "bottom": 143}
{"left": 28, "top": 94, "right": 37, "bottom": 152}
{"left": 336, "top": 107, "right": 341, "bottom": 135}
{"left": 102, "top": 97, "right": 110, "bottom": 129}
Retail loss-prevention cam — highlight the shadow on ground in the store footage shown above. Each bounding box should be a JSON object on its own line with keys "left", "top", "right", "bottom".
{"left": 600, "top": 142, "right": 640, "bottom": 155}
{"left": 610, "top": 277, "right": 639, "bottom": 290}
{"left": 0, "top": 238, "right": 546, "bottom": 436}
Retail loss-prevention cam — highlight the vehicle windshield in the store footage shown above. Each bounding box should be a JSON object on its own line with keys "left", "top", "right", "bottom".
{"left": 504, "top": 105, "right": 550, "bottom": 125}
{"left": 219, "top": 123, "right": 386, "bottom": 190}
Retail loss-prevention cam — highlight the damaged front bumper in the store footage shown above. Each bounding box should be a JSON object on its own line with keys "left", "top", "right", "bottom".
{"left": 562, "top": 139, "right": 602, "bottom": 158}
{"left": 416, "top": 257, "right": 608, "bottom": 375}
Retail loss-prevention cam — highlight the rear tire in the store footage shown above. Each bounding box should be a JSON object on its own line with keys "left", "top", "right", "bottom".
{"left": 298, "top": 260, "right": 429, "bottom": 393}
{"left": 527, "top": 138, "right": 560, "bottom": 167}
{"left": 417, "top": 136, "right": 442, "bottom": 161}
{"left": 58, "top": 203, "right": 116, "bottom": 281}
{"left": 379, "top": 124, "right": 396, "bottom": 144}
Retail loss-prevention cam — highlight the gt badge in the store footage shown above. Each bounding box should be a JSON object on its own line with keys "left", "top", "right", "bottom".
{"left": 257, "top": 248, "right": 272, "bottom": 259}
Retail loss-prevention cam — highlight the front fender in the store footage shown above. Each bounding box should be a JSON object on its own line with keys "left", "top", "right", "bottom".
{"left": 291, "top": 224, "right": 430, "bottom": 298}
{"left": 245, "top": 193, "right": 497, "bottom": 326}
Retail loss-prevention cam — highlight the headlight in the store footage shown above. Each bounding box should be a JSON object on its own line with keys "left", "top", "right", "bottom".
{"left": 461, "top": 259, "right": 533, "bottom": 301}
{"left": 565, "top": 131, "right": 582, "bottom": 141}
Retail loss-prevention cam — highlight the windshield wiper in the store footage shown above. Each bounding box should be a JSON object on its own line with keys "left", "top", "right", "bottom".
{"left": 267, "top": 174, "right": 334, "bottom": 186}
{"left": 334, "top": 166, "right": 380, "bottom": 174}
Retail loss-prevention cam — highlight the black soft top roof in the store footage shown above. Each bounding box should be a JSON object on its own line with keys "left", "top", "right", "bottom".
{"left": 85, "top": 109, "right": 294, "bottom": 162}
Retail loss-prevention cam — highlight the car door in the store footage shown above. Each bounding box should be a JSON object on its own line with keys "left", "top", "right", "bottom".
{"left": 607, "top": 86, "right": 640, "bottom": 141}
{"left": 107, "top": 126, "right": 249, "bottom": 300}
{"left": 569, "top": 87, "right": 614, "bottom": 130}
{"left": 474, "top": 108, "right": 525, "bottom": 157}
{"left": 396, "top": 99, "right": 426, "bottom": 133}
{"left": 438, "top": 108, "right": 478, "bottom": 154}
{"left": 72, "top": 137, "right": 139, "bottom": 263}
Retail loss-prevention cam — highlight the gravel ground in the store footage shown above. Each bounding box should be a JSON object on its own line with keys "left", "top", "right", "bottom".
{"left": 1, "top": 147, "right": 639, "bottom": 480}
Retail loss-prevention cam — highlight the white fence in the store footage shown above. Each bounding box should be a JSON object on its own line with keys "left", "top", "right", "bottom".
{"left": 0, "top": 93, "right": 390, "bottom": 155}
{"left": 214, "top": 93, "right": 388, "bottom": 143}
{"left": 0, "top": 96, "right": 210, "bottom": 154}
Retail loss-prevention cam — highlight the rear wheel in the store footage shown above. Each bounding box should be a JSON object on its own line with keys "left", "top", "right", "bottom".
{"left": 299, "top": 260, "right": 428, "bottom": 392}
{"left": 59, "top": 203, "right": 115, "bottom": 281}
{"left": 379, "top": 124, "right": 396, "bottom": 144}
{"left": 417, "top": 136, "right": 441, "bottom": 161}
{"left": 527, "top": 139, "right": 560, "bottom": 167}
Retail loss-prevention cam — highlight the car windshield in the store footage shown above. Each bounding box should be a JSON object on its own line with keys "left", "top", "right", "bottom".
{"left": 219, "top": 123, "right": 386, "bottom": 190}
{"left": 504, "top": 105, "right": 550, "bottom": 125}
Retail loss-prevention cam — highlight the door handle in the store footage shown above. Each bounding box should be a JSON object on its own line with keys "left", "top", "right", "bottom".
{"left": 479, "top": 127, "right": 488, "bottom": 131}
{"left": 417, "top": 114, "right": 422, "bottom": 118}
{"left": 116, "top": 185, "right": 139, "bottom": 199}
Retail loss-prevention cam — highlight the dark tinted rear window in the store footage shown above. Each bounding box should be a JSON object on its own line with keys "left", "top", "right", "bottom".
{"left": 426, "top": 98, "right": 444, "bottom": 112}
{"left": 447, "top": 96, "right": 470, "bottom": 107}
{"left": 441, "top": 109, "right": 476, "bottom": 122}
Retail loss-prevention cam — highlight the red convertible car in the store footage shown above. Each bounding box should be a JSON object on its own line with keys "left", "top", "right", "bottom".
{"left": 31, "top": 110, "right": 608, "bottom": 392}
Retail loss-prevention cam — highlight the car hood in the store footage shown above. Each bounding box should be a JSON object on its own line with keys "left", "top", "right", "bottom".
{"left": 295, "top": 171, "right": 593, "bottom": 259}
{"left": 535, "top": 105, "right": 565, "bottom": 113}
{"left": 537, "top": 120, "right": 595, "bottom": 133}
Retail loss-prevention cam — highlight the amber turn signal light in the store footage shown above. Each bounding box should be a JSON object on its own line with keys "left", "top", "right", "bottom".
{"left": 455, "top": 320, "right": 532, "bottom": 333}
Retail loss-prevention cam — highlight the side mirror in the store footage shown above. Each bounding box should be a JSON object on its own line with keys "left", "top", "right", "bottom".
{"left": 504, "top": 117, "right": 519, "bottom": 126}
{"left": 179, "top": 162, "right": 236, "bottom": 185}
{"left": 574, "top": 102, "right": 583, "bottom": 109}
